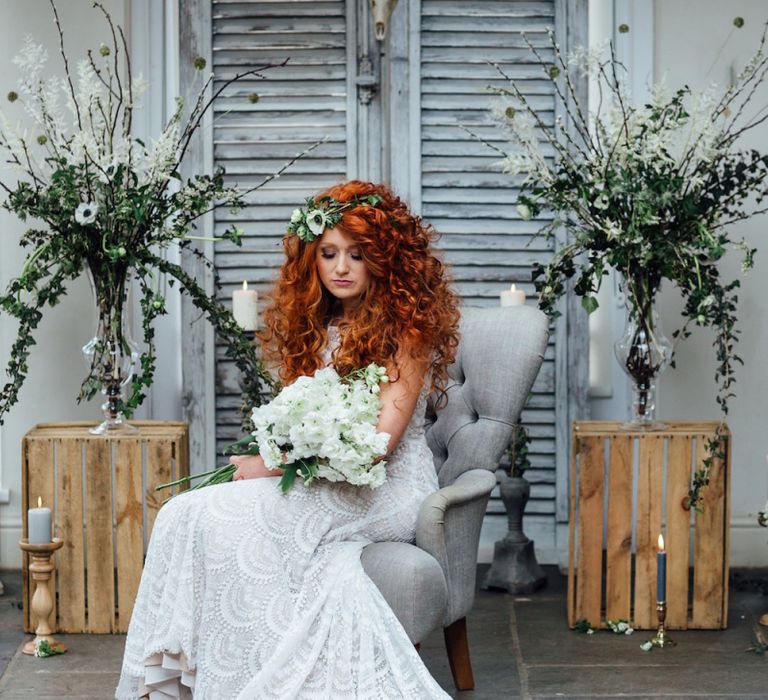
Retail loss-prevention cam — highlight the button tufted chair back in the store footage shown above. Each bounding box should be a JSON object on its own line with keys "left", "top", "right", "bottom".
{"left": 362, "top": 304, "right": 549, "bottom": 692}
{"left": 426, "top": 305, "right": 550, "bottom": 487}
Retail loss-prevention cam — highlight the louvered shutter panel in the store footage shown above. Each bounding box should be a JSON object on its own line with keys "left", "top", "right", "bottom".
{"left": 419, "top": 0, "right": 558, "bottom": 539}
{"left": 211, "top": 0, "right": 352, "bottom": 453}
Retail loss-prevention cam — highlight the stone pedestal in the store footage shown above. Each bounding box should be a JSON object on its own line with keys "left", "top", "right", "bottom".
{"left": 482, "top": 474, "right": 547, "bottom": 594}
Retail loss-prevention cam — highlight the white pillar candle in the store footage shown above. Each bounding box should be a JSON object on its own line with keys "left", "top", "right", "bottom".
{"left": 233, "top": 281, "right": 259, "bottom": 331}
{"left": 28, "top": 497, "right": 51, "bottom": 545}
{"left": 500, "top": 283, "right": 526, "bottom": 307}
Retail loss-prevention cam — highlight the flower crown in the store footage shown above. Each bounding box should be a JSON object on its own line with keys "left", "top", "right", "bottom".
{"left": 287, "top": 194, "right": 383, "bottom": 242}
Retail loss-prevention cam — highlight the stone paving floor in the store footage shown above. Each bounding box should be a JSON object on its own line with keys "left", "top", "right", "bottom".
{"left": 0, "top": 565, "right": 765, "bottom": 699}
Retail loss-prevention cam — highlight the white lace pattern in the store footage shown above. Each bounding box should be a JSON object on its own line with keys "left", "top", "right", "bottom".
{"left": 116, "top": 327, "right": 449, "bottom": 698}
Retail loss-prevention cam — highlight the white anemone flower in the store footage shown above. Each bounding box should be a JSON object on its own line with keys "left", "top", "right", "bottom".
{"left": 75, "top": 201, "right": 98, "bottom": 225}
{"left": 306, "top": 209, "right": 329, "bottom": 237}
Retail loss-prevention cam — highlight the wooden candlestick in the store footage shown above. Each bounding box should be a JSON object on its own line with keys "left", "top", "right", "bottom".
{"left": 19, "top": 537, "right": 66, "bottom": 655}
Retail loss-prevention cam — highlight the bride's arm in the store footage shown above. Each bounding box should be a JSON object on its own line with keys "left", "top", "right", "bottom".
{"left": 231, "top": 453, "right": 283, "bottom": 480}
{"left": 375, "top": 351, "right": 430, "bottom": 461}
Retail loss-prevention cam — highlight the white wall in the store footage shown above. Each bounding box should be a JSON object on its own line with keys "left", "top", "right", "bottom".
{"left": 654, "top": 0, "right": 768, "bottom": 566}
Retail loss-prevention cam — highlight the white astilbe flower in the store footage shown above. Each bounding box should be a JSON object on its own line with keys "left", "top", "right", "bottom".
{"left": 250, "top": 365, "right": 391, "bottom": 489}
{"left": 683, "top": 84, "right": 723, "bottom": 172}
{"left": 567, "top": 40, "right": 609, "bottom": 77}
{"left": 493, "top": 100, "right": 553, "bottom": 185}
{"left": 141, "top": 121, "right": 179, "bottom": 186}
{"left": 130, "top": 75, "right": 148, "bottom": 105}
{"left": 76, "top": 60, "right": 103, "bottom": 116}
{"left": 12, "top": 38, "right": 48, "bottom": 124}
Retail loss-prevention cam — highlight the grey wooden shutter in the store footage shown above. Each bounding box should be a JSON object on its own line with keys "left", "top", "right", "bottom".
{"left": 418, "top": 0, "right": 559, "bottom": 544}
{"left": 199, "top": 0, "right": 585, "bottom": 549}
{"left": 211, "top": 0, "right": 354, "bottom": 453}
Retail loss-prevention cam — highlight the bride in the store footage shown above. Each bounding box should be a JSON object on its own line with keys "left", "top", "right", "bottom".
{"left": 116, "top": 180, "right": 460, "bottom": 699}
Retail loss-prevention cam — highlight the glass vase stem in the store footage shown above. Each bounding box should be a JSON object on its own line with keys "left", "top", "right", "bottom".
{"left": 614, "top": 276, "right": 672, "bottom": 431}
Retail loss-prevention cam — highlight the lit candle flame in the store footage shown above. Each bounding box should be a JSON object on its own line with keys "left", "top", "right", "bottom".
{"left": 658, "top": 533, "right": 665, "bottom": 551}
{"left": 511, "top": 283, "right": 517, "bottom": 292}
{"left": 242, "top": 281, "right": 248, "bottom": 291}
{"left": 38, "top": 496, "right": 42, "bottom": 508}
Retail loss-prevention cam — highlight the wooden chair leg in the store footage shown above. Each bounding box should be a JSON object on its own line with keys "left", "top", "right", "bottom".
{"left": 443, "top": 617, "right": 475, "bottom": 690}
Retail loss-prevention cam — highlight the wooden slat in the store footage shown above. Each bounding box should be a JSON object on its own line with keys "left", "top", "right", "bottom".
{"left": 575, "top": 436, "right": 604, "bottom": 627}
{"left": 55, "top": 440, "right": 86, "bottom": 632}
{"left": 605, "top": 435, "right": 632, "bottom": 623}
{"left": 146, "top": 441, "right": 174, "bottom": 539}
{"left": 573, "top": 421, "right": 724, "bottom": 435}
{"left": 21, "top": 438, "right": 29, "bottom": 633}
{"left": 665, "top": 435, "right": 692, "bottom": 629}
{"left": 23, "top": 437, "right": 55, "bottom": 632}
{"left": 567, "top": 432, "right": 578, "bottom": 627}
{"left": 722, "top": 429, "right": 732, "bottom": 628}
{"left": 115, "top": 440, "right": 144, "bottom": 631}
{"left": 692, "top": 433, "right": 726, "bottom": 628}
{"left": 634, "top": 435, "right": 664, "bottom": 629}
{"left": 178, "top": 429, "right": 191, "bottom": 495}
{"left": 29, "top": 421, "right": 188, "bottom": 438}
{"left": 83, "top": 439, "right": 115, "bottom": 633}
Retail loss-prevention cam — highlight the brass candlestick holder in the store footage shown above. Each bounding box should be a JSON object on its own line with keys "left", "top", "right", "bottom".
{"left": 19, "top": 537, "right": 66, "bottom": 656}
{"left": 648, "top": 600, "right": 676, "bottom": 648}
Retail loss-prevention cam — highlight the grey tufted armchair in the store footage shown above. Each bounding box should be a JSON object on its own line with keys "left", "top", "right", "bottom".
{"left": 361, "top": 305, "right": 549, "bottom": 690}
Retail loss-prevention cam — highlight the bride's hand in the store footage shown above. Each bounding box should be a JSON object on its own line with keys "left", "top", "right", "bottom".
{"left": 230, "top": 454, "right": 279, "bottom": 480}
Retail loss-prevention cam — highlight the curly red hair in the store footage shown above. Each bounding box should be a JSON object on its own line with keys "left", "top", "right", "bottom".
{"left": 258, "top": 180, "right": 460, "bottom": 394}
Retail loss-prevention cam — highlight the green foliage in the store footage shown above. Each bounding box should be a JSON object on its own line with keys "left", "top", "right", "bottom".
{"left": 573, "top": 619, "right": 597, "bottom": 634}
{"left": 0, "top": 2, "right": 301, "bottom": 425}
{"left": 34, "top": 639, "right": 66, "bottom": 657}
{"left": 746, "top": 630, "right": 768, "bottom": 655}
{"left": 505, "top": 424, "right": 531, "bottom": 478}
{"left": 494, "top": 25, "right": 768, "bottom": 510}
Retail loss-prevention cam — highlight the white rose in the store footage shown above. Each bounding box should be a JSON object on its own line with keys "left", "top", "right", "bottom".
{"left": 516, "top": 203, "right": 532, "bottom": 221}
{"left": 290, "top": 208, "right": 303, "bottom": 223}
{"left": 75, "top": 202, "right": 99, "bottom": 225}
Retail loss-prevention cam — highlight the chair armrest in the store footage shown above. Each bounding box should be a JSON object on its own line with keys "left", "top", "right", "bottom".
{"left": 415, "top": 468, "right": 497, "bottom": 625}
{"left": 361, "top": 542, "right": 447, "bottom": 644}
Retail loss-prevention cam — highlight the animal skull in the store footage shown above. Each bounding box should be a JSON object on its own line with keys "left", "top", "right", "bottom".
{"left": 368, "top": 0, "right": 399, "bottom": 41}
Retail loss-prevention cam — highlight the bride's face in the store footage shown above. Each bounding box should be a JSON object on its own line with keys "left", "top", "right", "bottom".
{"left": 316, "top": 226, "right": 370, "bottom": 310}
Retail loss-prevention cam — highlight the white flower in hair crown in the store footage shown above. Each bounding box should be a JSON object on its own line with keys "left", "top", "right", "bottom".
{"left": 287, "top": 194, "right": 384, "bottom": 242}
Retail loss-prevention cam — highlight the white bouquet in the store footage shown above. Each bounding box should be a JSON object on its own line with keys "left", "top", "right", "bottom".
{"left": 250, "top": 364, "right": 392, "bottom": 492}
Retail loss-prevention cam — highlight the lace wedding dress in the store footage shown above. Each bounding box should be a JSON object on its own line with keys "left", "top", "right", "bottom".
{"left": 116, "top": 327, "right": 449, "bottom": 699}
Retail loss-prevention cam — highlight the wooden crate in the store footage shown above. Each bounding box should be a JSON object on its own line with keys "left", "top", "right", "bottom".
{"left": 567, "top": 421, "right": 730, "bottom": 630}
{"left": 21, "top": 421, "right": 189, "bottom": 634}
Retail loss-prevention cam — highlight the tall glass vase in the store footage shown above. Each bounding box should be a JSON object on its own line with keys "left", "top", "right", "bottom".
{"left": 82, "top": 265, "right": 140, "bottom": 435}
{"left": 614, "top": 278, "right": 672, "bottom": 431}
